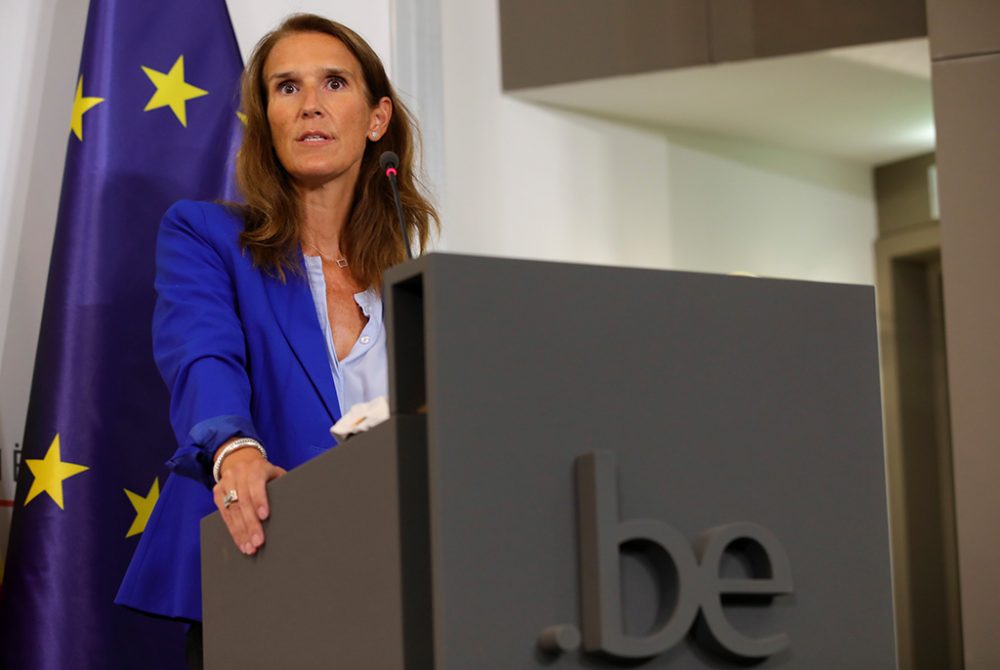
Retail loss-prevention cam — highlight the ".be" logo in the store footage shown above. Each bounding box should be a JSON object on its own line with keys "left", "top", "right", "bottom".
{"left": 537, "top": 452, "right": 794, "bottom": 663}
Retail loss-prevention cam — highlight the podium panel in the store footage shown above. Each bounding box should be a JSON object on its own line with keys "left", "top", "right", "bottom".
{"left": 203, "top": 254, "right": 895, "bottom": 669}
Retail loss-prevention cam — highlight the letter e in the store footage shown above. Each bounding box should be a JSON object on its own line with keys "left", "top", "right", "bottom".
{"left": 695, "top": 522, "right": 794, "bottom": 659}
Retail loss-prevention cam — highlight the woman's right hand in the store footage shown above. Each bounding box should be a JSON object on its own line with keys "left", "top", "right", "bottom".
{"left": 212, "top": 440, "right": 287, "bottom": 555}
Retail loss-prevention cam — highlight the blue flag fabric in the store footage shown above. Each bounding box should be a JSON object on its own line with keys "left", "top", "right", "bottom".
{"left": 0, "top": 0, "right": 243, "bottom": 667}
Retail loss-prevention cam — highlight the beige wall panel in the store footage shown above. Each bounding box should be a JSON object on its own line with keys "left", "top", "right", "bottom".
{"left": 874, "top": 154, "right": 936, "bottom": 236}
{"left": 927, "top": 0, "right": 1000, "bottom": 61}
{"left": 499, "top": 0, "right": 710, "bottom": 89}
{"left": 932, "top": 52, "right": 1000, "bottom": 670}
{"left": 499, "top": 0, "right": 925, "bottom": 91}
{"left": 710, "top": 0, "right": 926, "bottom": 62}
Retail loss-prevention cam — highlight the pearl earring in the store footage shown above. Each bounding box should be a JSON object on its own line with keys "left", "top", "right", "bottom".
{"left": 371, "top": 131, "right": 378, "bottom": 139}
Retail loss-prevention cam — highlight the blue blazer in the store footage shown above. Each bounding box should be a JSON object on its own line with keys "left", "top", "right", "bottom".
{"left": 116, "top": 200, "right": 342, "bottom": 621}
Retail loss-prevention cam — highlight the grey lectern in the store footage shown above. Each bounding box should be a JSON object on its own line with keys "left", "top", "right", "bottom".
{"left": 201, "top": 253, "right": 896, "bottom": 669}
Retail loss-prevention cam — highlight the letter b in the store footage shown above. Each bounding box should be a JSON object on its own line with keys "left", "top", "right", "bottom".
{"left": 576, "top": 451, "right": 703, "bottom": 659}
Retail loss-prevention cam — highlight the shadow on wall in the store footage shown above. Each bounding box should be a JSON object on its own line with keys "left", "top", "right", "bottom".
{"left": 662, "top": 126, "right": 873, "bottom": 197}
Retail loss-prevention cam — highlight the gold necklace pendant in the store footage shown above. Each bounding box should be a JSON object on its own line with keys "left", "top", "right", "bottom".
{"left": 305, "top": 243, "right": 349, "bottom": 268}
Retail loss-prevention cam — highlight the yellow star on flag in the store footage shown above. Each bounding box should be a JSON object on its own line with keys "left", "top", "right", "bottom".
{"left": 124, "top": 478, "right": 160, "bottom": 538}
{"left": 69, "top": 75, "right": 105, "bottom": 141}
{"left": 141, "top": 55, "right": 208, "bottom": 127}
{"left": 236, "top": 111, "right": 247, "bottom": 126}
{"left": 24, "top": 435, "right": 89, "bottom": 509}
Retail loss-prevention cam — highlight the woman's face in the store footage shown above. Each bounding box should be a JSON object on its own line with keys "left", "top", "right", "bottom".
{"left": 263, "top": 31, "right": 390, "bottom": 188}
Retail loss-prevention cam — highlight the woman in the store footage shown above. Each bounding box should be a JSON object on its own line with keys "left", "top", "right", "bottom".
{"left": 116, "top": 13, "right": 437, "bottom": 666}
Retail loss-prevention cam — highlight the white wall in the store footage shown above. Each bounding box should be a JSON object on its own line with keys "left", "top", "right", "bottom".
{"left": 664, "top": 129, "right": 876, "bottom": 283}
{"left": 435, "top": 0, "right": 674, "bottom": 267}
{"left": 0, "top": 0, "right": 878, "bottom": 563}
{"left": 433, "top": 0, "right": 877, "bottom": 284}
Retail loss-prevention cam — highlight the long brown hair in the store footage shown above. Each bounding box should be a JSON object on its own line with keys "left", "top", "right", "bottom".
{"left": 235, "top": 13, "right": 438, "bottom": 286}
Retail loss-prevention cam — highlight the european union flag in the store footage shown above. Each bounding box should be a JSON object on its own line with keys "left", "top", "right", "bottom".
{"left": 0, "top": 0, "right": 243, "bottom": 666}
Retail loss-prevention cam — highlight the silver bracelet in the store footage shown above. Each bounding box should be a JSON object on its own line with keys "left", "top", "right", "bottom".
{"left": 212, "top": 437, "right": 267, "bottom": 483}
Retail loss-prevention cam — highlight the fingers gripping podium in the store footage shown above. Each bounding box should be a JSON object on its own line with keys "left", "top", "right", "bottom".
{"left": 201, "top": 254, "right": 896, "bottom": 669}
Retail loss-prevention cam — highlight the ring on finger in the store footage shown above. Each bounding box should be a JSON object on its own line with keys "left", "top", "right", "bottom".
{"left": 223, "top": 489, "right": 239, "bottom": 509}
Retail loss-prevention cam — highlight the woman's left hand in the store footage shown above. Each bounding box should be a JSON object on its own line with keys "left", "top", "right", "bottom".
{"left": 212, "top": 443, "right": 287, "bottom": 555}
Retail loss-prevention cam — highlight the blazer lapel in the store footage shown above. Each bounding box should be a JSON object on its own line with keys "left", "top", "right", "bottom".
{"left": 262, "top": 261, "right": 341, "bottom": 422}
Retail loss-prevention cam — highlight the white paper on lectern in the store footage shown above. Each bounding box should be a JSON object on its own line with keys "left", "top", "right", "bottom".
{"left": 330, "top": 395, "right": 390, "bottom": 443}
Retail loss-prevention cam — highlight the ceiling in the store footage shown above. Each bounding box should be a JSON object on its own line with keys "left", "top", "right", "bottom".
{"left": 513, "top": 38, "right": 935, "bottom": 166}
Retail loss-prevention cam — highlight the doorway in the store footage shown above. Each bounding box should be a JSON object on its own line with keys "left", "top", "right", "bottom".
{"left": 876, "top": 222, "right": 963, "bottom": 670}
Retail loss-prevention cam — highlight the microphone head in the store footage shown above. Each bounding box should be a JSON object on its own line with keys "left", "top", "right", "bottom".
{"left": 379, "top": 151, "right": 399, "bottom": 172}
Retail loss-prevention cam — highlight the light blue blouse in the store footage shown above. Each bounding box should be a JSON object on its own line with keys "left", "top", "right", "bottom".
{"left": 303, "top": 255, "right": 388, "bottom": 416}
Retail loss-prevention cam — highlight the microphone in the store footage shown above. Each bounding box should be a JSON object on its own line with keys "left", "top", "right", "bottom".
{"left": 379, "top": 151, "right": 413, "bottom": 260}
